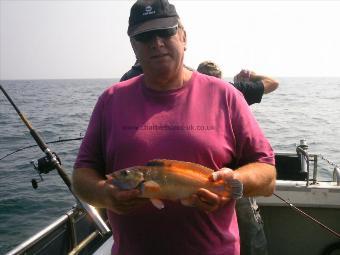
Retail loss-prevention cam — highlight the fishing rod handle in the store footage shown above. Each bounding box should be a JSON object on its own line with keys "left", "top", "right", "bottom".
{"left": 31, "top": 131, "right": 50, "bottom": 153}
{"left": 49, "top": 152, "right": 110, "bottom": 235}
{"left": 77, "top": 200, "right": 111, "bottom": 235}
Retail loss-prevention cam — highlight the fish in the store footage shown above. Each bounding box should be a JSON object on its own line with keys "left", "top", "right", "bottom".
{"left": 108, "top": 159, "right": 243, "bottom": 209}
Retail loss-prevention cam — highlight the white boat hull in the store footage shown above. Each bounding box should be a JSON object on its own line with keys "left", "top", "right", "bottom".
{"left": 257, "top": 180, "right": 340, "bottom": 255}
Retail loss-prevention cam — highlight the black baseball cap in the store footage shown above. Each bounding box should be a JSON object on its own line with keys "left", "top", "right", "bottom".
{"left": 128, "top": 0, "right": 179, "bottom": 37}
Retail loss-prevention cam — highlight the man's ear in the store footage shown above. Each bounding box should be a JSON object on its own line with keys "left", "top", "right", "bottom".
{"left": 181, "top": 29, "right": 187, "bottom": 51}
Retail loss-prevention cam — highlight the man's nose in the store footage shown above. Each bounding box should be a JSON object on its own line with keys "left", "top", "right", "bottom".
{"left": 150, "top": 35, "right": 165, "bottom": 48}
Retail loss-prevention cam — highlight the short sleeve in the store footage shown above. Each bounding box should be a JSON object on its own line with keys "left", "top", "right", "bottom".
{"left": 228, "top": 89, "right": 275, "bottom": 167}
{"left": 233, "top": 81, "right": 264, "bottom": 105}
{"left": 73, "top": 94, "right": 105, "bottom": 172}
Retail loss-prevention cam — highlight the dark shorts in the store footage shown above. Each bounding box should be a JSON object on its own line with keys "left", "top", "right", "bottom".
{"left": 236, "top": 197, "right": 268, "bottom": 255}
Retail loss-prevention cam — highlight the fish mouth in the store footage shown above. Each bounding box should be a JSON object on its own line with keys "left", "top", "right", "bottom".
{"left": 110, "top": 177, "right": 126, "bottom": 190}
{"left": 111, "top": 178, "right": 143, "bottom": 190}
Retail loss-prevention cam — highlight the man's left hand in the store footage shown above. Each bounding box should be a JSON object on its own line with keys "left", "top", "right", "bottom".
{"left": 182, "top": 168, "right": 236, "bottom": 213}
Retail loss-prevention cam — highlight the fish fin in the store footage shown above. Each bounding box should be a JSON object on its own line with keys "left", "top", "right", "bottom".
{"left": 147, "top": 159, "right": 213, "bottom": 176}
{"left": 146, "top": 160, "right": 165, "bottom": 167}
{"left": 180, "top": 198, "right": 194, "bottom": 207}
{"left": 150, "top": 198, "right": 164, "bottom": 210}
{"left": 141, "top": 180, "right": 161, "bottom": 195}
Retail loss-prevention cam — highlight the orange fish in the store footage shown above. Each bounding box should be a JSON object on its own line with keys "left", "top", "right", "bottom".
{"left": 109, "top": 159, "right": 243, "bottom": 209}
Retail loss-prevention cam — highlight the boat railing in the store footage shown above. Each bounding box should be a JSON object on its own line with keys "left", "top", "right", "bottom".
{"left": 6, "top": 205, "right": 110, "bottom": 255}
{"left": 333, "top": 167, "right": 340, "bottom": 186}
{"left": 276, "top": 150, "right": 340, "bottom": 187}
{"left": 275, "top": 150, "right": 335, "bottom": 188}
{"left": 309, "top": 153, "right": 318, "bottom": 185}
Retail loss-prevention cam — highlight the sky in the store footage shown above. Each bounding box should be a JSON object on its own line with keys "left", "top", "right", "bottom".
{"left": 1, "top": 0, "right": 340, "bottom": 80}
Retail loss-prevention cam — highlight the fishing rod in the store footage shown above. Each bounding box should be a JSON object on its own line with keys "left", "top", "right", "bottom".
{"left": 0, "top": 85, "right": 110, "bottom": 235}
{"left": 0, "top": 136, "right": 83, "bottom": 161}
{"left": 273, "top": 193, "right": 340, "bottom": 240}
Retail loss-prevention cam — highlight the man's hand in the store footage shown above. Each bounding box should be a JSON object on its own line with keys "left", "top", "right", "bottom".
{"left": 211, "top": 167, "right": 234, "bottom": 182}
{"left": 234, "top": 69, "right": 279, "bottom": 94}
{"left": 182, "top": 168, "right": 236, "bottom": 213}
{"left": 104, "top": 177, "right": 148, "bottom": 215}
{"left": 234, "top": 69, "right": 253, "bottom": 83}
{"left": 191, "top": 188, "right": 230, "bottom": 213}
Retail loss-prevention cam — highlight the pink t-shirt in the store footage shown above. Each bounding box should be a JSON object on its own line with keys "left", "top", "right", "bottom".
{"left": 74, "top": 71, "right": 275, "bottom": 255}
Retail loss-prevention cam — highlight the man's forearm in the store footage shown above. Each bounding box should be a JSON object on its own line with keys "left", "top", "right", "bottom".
{"left": 72, "top": 168, "right": 109, "bottom": 208}
{"left": 250, "top": 73, "right": 279, "bottom": 94}
{"left": 233, "top": 162, "right": 276, "bottom": 197}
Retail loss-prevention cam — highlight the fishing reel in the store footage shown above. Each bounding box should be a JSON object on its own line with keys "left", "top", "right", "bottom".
{"left": 30, "top": 152, "right": 61, "bottom": 189}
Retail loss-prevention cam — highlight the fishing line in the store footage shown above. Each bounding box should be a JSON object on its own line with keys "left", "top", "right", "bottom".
{"left": 0, "top": 136, "right": 83, "bottom": 161}
{"left": 273, "top": 193, "right": 340, "bottom": 240}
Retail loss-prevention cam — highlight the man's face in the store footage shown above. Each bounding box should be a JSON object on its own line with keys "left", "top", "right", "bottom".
{"left": 131, "top": 26, "right": 187, "bottom": 79}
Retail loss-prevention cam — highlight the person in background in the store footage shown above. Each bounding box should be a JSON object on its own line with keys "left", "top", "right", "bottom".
{"left": 72, "top": 0, "right": 276, "bottom": 254}
{"left": 196, "top": 60, "right": 222, "bottom": 79}
{"left": 197, "top": 60, "right": 279, "bottom": 105}
{"left": 120, "top": 60, "right": 142, "bottom": 82}
{"left": 197, "top": 60, "right": 279, "bottom": 255}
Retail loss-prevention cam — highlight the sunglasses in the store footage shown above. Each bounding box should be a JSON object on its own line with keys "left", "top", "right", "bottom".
{"left": 133, "top": 26, "right": 178, "bottom": 43}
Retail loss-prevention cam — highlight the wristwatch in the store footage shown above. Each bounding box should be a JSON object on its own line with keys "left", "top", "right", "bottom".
{"left": 229, "top": 179, "right": 243, "bottom": 200}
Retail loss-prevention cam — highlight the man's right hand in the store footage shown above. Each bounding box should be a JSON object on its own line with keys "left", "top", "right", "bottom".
{"left": 103, "top": 178, "right": 148, "bottom": 214}
{"left": 72, "top": 168, "right": 148, "bottom": 215}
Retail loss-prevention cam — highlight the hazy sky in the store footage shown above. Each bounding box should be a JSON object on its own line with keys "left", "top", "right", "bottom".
{"left": 1, "top": 0, "right": 340, "bottom": 80}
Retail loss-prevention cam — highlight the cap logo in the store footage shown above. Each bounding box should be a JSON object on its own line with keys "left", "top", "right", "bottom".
{"left": 143, "top": 5, "right": 156, "bottom": 16}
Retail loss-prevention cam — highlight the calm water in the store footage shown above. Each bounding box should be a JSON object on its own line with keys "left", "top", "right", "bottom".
{"left": 0, "top": 77, "right": 340, "bottom": 253}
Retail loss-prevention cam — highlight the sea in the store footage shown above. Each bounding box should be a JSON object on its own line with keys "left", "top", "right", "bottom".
{"left": 0, "top": 77, "right": 339, "bottom": 253}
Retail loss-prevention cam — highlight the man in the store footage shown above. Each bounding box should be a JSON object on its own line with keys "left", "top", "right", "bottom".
{"left": 72, "top": 1, "right": 276, "bottom": 254}
{"left": 120, "top": 60, "right": 278, "bottom": 255}
{"left": 197, "top": 60, "right": 279, "bottom": 105}
{"left": 197, "top": 60, "right": 279, "bottom": 255}
{"left": 122, "top": 61, "right": 278, "bottom": 255}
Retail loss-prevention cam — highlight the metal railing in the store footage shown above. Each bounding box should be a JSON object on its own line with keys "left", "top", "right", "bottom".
{"left": 6, "top": 206, "right": 110, "bottom": 255}
{"left": 333, "top": 167, "right": 340, "bottom": 186}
